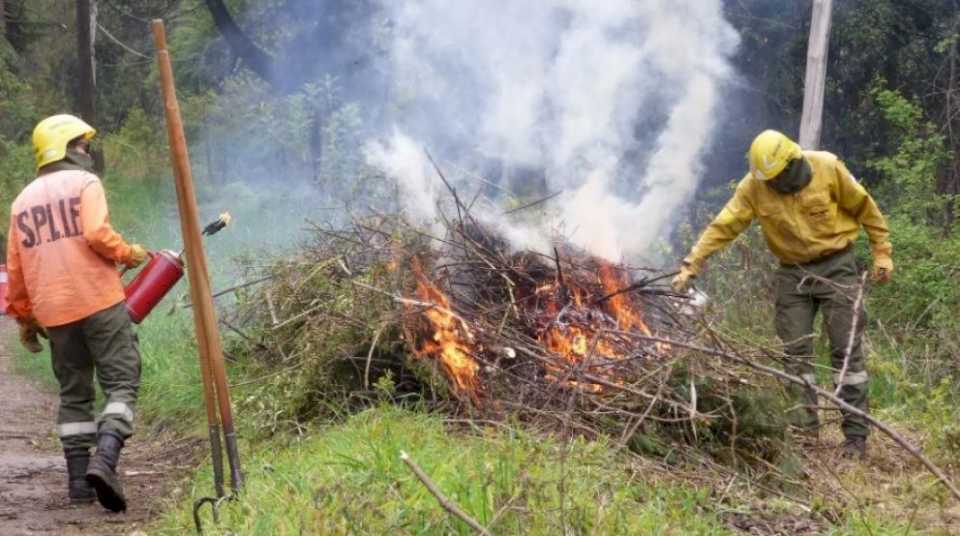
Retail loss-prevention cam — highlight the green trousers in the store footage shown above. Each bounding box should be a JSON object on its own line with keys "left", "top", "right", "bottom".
{"left": 774, "top": 249, "right": 870, "bottom": 439}
{"left": 47, "top": 302, "right": 141, "bottom": 450}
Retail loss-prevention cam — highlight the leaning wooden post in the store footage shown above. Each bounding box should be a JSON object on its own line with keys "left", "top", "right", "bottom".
{"left": 799, "top": 0, "right": 833, "bottom": 149}
{"left": 152, "top": 19, "right": 243, "bottom": 493}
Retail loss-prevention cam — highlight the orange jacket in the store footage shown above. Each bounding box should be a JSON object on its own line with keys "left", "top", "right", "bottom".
{"left": 5, "top": 170, "right": 136, "bottom": 327}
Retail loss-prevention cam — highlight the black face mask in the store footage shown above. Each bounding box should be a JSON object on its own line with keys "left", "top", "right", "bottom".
{"left": 64, "top": 147, "right": 95, "bottom": 171}
{"left": 766, "top": 157, "right": 812, "bottom": 194}
{"left": 37, "top": 147, "right": 96, "bottom": 176}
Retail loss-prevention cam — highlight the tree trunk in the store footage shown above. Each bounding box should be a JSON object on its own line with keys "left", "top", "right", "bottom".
{"left": 203, "top": 0, "right": 273, "bottom": 82}
{"left": 75, "top": 0, "right": 103, "bottom": 172}
{"left": 4, "top": 0, "right": 25, "bottom": 53}
{"left": 76, "top": 0, "right": 95, "bottom": 121}
{"left": 0, "top": 0, "right": 7, "bottom": 39}
{"left": 798, "top": 0, "right": 833, "bottom": 150}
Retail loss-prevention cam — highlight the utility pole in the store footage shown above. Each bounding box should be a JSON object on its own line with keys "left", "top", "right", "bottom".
{"left": 798, "top": 0, "right": 833, "bottom": 149}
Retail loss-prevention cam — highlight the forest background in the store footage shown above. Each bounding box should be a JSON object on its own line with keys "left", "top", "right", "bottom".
{"left": 1, "top": 1, "right": 960, "bottom": 534}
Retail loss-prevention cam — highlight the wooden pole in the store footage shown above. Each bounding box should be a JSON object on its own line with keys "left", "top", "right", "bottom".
{"left": 798, "top": 0, "right": 833, "bottom": 149}
{"left": 152, "top": 19, "right": 243, "bottom": 492}
{"left": 192, "top": 302, "right": 226, "bottom": 498}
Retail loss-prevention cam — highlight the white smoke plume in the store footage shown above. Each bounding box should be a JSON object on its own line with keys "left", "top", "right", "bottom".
{"left": 364, "top": 129, "right": 440, "bottom": 233}
{"left": 366, "top": 0, "right": 740, "bottom": 262}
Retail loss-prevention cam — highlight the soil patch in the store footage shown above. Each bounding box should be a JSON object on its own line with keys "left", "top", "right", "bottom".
{"left": 0, "top": 319, "right": 190, "bottom": 535}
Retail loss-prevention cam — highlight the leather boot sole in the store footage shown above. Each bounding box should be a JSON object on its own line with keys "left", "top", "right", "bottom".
{"left": 86, "top": 465, "right": 127, "bottom": 512}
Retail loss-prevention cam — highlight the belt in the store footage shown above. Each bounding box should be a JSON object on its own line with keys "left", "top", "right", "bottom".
{"left": 780, "top": 243, "right": 853, "bottom": 268}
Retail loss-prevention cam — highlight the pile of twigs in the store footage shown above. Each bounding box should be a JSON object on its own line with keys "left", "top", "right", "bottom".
{"left": 223, "top": 180, "right": 771, "bottom": 460}
{"left": 221, "top": 161, "right": 960, "bottom": 509}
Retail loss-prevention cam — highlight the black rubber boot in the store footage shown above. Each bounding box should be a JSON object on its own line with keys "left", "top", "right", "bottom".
{"left": 85, "top": 432, "right": 127, "bottom": 512}
{"left": 64, "top": 448, "right": 96, "bottom": 503}
{"left": 840, "top": 436, "right": 867, "bottom": 460}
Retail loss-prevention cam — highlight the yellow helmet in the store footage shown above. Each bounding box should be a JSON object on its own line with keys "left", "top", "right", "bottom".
{"left": 32, "top": 114, "right": 96, "bottom": 170}
{"left": 748, "top": 129, "right": 802, "bottom": 181}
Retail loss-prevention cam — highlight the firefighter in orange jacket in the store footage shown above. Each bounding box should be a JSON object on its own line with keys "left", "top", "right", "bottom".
{"left": 6, "top": 115, "right": 148, "bottom": 511}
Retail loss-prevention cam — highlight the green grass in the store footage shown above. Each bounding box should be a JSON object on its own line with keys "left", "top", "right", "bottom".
{"left": 134, "top": 312, "right": 208, "bottom": 431}
{"left": 154, "top": 406, "right": 732, "bottom": 535}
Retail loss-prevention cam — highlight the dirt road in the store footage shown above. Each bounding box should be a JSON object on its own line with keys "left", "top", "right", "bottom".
{"left": 0, "top": 321, "right": 183, "bottom": 535}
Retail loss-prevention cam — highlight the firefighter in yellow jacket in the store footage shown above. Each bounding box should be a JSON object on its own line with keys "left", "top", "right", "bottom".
{"left": 672, "top": 130, "right": 892, "bottom": 459}
{"left": 6, "top": 115, "right": 148, "bottom": 510}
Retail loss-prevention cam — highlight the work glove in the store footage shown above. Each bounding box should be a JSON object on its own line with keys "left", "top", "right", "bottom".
{"left": 872, "top": 255, "right": 893, "bottom": 284}
{"left": 671, "top": 264, "right": 696, "bottom": 293}
{"left": 123, "top": 244, "right": 149, "bottom": 269}
{"left": 18, "top": 318, "right": 46, "bottom": 354}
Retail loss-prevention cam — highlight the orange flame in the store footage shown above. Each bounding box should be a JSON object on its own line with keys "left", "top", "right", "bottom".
{"left": 598, "top": 263, "right": 654, "bottom": 337}
{"left": 409, "top": 258, "right": 480, "bottom": 396}
{"left": 405, "top": 254, "right": 662, "bottom": 397}
{"left": 530, "top": 261, "right": 664, "bottom": 391}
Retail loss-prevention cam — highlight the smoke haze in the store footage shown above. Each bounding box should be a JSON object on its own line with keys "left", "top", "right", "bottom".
{"left": 366, "top": 0, "right": 740, "bottom": 261}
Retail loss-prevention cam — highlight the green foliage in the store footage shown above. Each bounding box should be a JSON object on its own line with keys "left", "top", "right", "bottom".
{"left": 0, "top": 139, "right": 36, "bottom": 229}
{"left": 166, "top": 0, "right": 258, "bottom": 92}
{"left": 155, "top": 406, "right": 732, "bottom": 535}
{"left": 101, "top": 108, "right": 169, "bottom": 181}
{"left": 872, "top": 355, "right": 960, "bottom": 461}
{"left": 227, "top": 248, "right": 414, "bottom": 437}
{"left": 0, "top": 67, "right": 40, "bottom": 140}
{"left": 867, "top": 81, "right": 952, "bottom": 226}
{"left": 135, "top": 313, "right": 208, "bottom": 431}
{"left": 854, "top": 81, "right": 960, "bottom": 460}
{"left": 178, "top": 72, "right": 376, "bottom": 208}
{"left": 867, "top": 217, "right": 960, "bottom": 330}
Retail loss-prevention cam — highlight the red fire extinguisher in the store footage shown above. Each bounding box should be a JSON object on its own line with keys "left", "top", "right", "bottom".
{"left": 124, "top": 250, "right": 184, "bottom": 324}
{"left": 123, "top": 212, "right": 231, "bottom": 323}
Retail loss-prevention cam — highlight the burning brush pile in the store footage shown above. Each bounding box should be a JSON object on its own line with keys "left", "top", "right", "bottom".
{"left": 403, "top": 241, "right": 679, "bottom": 403}
{"left": 225, "top": 202, "right": 786, "bottom": 459}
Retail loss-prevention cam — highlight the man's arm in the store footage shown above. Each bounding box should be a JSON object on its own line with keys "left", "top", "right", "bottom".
{"left": 683, "top": 180, "right": 757, "bottom": 274}
{"left": 5, "top": 216, "right": 32, "bottom": 322}
{"left": 79, "top": 178, "right": 136, "bottom": 264}
{"left": 835, "top": 160, "right": 892, "bottom": 264}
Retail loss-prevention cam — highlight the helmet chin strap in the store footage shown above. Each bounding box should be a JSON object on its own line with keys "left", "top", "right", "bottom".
{"left": 766, "top": 157, "right": 812, "bottom": 194}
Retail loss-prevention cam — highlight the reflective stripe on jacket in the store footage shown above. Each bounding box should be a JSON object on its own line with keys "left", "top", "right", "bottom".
{"left": 684, "top": 150, "right": 892, "bottom": 272}
{"left": 5, "top": 170, "right": 132, "bottom": 326}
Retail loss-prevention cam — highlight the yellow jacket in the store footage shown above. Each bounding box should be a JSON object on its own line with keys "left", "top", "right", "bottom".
{"left": 684, "top": 151, "right": 892, "bottom": 273}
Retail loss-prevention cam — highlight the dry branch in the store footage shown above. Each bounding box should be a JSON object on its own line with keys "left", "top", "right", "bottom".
{"left": 400, "top": 451, "right": 492, "bottom": 536}
{"left": 836, "top": 271, "right": 868, "bottom": 395}
{"left": 626, "top": 332, "right": 960, "bottom": 503}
